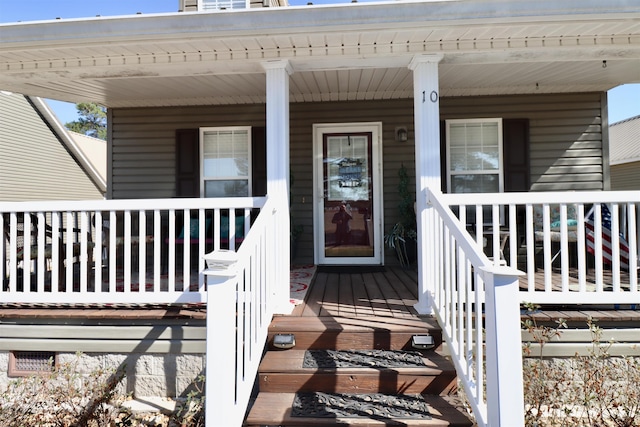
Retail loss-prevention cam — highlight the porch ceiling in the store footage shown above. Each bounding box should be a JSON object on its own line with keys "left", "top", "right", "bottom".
{"left": 1, "top": 0, "right": 639, "bottom": 107}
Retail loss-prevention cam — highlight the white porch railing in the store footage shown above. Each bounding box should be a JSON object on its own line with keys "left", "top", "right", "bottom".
{"left": 2, "top": 195, "right": 285, "bottom": 426}
{"left": 203, "top": 196, "right": 287, "bottom": 426}
{"left": 441, "top": 190, "right": 640, "bottom": 304}
{"left": 0, "top": 197, "right": 263, "bottom": 304}
{"left": 426, "top": 189, "right": 640, "bottom": 427}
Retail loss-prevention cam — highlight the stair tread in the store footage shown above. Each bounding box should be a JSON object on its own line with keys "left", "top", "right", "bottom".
{"left": 260, "top": 350, "right": 454, "bottom": 374}
{"left": 244, "top": 392, "right": 474, "bottom": 426}
{"left": 270, "top": 315, "right": 439, "bottom": 333}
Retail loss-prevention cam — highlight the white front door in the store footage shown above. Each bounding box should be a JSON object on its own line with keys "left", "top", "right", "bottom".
{"left": 313, "top": 123, "right": 383, "bottom": 265}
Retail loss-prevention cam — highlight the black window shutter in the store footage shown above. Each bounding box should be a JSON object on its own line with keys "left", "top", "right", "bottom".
{"left": 440, "top": 119, "right": 530, "bottom": 193}
{"left": 503, "top": 119, "right": 530, "bottom": 192}
{"left": 175, "top": 129, "right": 199, "bottom": 198}
{"left": 251, "top": 127, "right": 267, "bottom": 197}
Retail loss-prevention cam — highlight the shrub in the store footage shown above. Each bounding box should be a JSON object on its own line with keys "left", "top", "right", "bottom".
{"left": 522, "top": 303, "right": 640, "bottom": 427}
{"left": 0, "top": 352, "right": 127, "bottom": 426}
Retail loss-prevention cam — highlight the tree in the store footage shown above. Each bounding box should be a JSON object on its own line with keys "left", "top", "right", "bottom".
{"left": 65, "top": 102, "right": 107, "bottom": 140}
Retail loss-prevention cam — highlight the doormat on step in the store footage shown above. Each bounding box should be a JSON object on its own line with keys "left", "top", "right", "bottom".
{"left": 291, "top": 392, "right": 432, "bottom": 419}
{"left": 302, "top": 349, "right": 426, "bottom": 369}
{"left": 290, "top": 264, "right": 316, "bottom": 305}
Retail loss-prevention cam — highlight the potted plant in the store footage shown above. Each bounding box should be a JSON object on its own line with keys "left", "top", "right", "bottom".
{"left": 384, "top": 163, "right": 417, "bottom": 267}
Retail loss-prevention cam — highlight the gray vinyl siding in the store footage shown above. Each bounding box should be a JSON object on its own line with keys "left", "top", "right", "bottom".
{"left": 0, "top": 318, "right": 205, "bottom": 353}
{"left": 110, "top": 105, "right": 266, "bottom": 199}
{"left": 440, "top": 93, "right": 605, "bottom": 192}
{"left": 611, "top": 162, "right": 640, "bottom": 190}
{"left": 0, "top": 94, "right": 103, "bottom": 202}
{"left": 110, "top": 92, "right": 605, "bottom": 265}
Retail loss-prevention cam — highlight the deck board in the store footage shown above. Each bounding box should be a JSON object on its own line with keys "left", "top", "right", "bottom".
{"left": 293, "top": 266, "right": 640, "bottom": 327}
{"left": 296, "top": 267, "right": 419, "bottom": 319}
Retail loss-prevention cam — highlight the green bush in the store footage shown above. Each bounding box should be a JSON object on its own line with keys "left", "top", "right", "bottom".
{"left": 0, "top": 352, "right": 127, "bottom": 426}
{"left": 522, "top": 303, "right": 640, "bottom": 427}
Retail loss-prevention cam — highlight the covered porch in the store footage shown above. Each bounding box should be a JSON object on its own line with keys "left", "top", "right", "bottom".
{"left": 2, "top": 1, "right": 640, "bottom": 425}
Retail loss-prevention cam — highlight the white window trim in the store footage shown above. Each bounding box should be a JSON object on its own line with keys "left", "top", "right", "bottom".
{"left": 445, "top": 118, "right": 504, "bottom": 194}
{"left": 199, "top": 126, "right": 252, "bottom": 198}
{"left": 198, "top": 0, "right": 249, "bottom": 10}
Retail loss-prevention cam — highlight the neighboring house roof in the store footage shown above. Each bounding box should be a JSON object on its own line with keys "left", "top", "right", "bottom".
{"left": 0, "top": 0, "right": 639, "bottom": 108}
{"left": 0, "top": 92, "right": 106, "bottom": 201}
{"left": 609, "top": 115, "right": 640, "bottom": 166}
{"left": 67, "top": 130, "right": 107, "bottom": 186}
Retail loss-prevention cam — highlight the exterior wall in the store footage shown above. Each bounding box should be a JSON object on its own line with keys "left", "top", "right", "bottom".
{"left": 440, "top": 92, "right": 605, "bottom": 192}
{"left": 110, "top": 105, "right": 266, "bottom": 200}
{"left": 110, "top": 92, "right": 605, "bottom": 265}
{"left": 0, "top": 93, "right": 103, "bottom": 202}
{"left": 0, "top": 351, "right": 204, "bottom": 398}
{"left": 611, "top": 162, "right": 640, "bottom": 190}
{"left": 0, "top": 317, "right": 206, "bottom": 398}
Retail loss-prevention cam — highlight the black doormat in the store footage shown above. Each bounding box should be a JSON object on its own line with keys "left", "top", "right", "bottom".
{"left": 302, "top": 349, "right": 426, "bottom": 369}
{"left": 291, "top": 392, "right": 432, "bottom": 419}
{"left": 317, "top": 265, "right": 386, "bottom": 273}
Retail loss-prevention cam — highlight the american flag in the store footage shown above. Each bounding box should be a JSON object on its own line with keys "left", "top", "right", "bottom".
{"left": 585, "top": 203, "right": 630, "bottom": 269}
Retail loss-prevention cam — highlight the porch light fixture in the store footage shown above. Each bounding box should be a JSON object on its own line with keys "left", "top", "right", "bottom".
{"left": 411, "top": 334, "right": 435, "bottom": 350}
{"left": 273, "top": 333, "right": 296, "bottom": 349}
{"left": 395, "top": 127, "right": 408, "bottom": 142}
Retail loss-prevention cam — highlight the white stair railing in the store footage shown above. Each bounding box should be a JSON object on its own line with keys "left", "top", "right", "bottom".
{"left": 428, "top": 189, "right": 640, "bottom": 427}
{"left": 426, "top": 188, "right": 524, "bottom": 427}
{"left": 203, "top": 196, "right": 283, "bottom": 426}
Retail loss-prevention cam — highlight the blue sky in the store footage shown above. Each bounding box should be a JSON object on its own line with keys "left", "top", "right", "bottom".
{"left": 1, "top": 0, "right": 639, "bottom": 125}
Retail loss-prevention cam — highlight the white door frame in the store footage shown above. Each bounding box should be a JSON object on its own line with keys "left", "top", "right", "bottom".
{"left": 313, "top": 122, "right": 384, "bottom": 265}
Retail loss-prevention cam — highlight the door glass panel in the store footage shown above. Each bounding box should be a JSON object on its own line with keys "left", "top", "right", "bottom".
{"left": 323, "top": 133, "right": 374, "bottom": 258}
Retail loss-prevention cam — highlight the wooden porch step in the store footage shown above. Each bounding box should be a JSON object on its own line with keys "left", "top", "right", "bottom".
{"left": 258, "top": 350, "right": 457, "bottom": 395}
{"left": 268, "top": 316, "right": 442, "bottom": 351}
{"left": 244, "top": 392, "right": 473, "bottom": 426}
{"left": 245, "top": 314, "right": 473, "bottom": 426}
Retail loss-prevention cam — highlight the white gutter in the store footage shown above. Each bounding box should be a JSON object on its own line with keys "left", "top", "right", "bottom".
{"left": 0, "top": 0, "right": 639, "bottom": 48}
{"left": 28, "top": 96, "right": 107, "bottom": 194}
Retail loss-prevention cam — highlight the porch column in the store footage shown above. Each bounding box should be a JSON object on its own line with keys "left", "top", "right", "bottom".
{"left": 409, "top": 54, "right": 443, "bottom": 315}
{"left": 262, "top": 59, "right": 293, "bottom": 314}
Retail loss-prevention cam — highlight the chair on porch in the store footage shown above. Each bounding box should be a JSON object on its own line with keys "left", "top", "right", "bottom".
{"left": 2, "top": 213, "right": 61, "bottom": 280}
{"left": 2, "top": 213, "right": 94, "bottom": 288}
{"left": 162, "top": 213, "right": 245, "bottom": 273}
{"left": 533, "top": 204, "right": 579, "bottom": 265}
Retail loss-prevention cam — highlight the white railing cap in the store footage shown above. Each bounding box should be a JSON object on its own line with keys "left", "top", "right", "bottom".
{"left": 203, "top": 249, "right": 239, "bottom": 276}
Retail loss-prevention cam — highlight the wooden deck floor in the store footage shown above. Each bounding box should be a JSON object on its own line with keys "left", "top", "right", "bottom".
{"left": 291, "top": 266, "right": 420, "bottom": 318}
{"left": 289, "top": 265, "right": 640, "bottom": 325}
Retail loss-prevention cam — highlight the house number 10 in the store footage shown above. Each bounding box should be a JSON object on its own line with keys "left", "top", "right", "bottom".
{"left": 422, "top": 90, "right": 439, "bottom": 103}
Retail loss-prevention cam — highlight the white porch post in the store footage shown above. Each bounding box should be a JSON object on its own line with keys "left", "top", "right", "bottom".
{"left": 409, "top": 54, "right": 443, "bottom": 315}
{"left": 263, "top": 59, "right": 293, "bottom": 314}
{"left": 482, "top": 266, "right": 525, "bottom": 427}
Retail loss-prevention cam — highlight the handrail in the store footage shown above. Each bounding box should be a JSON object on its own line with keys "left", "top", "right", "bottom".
{"left": 428, "top": 189, "right": 640, "bottom": 427}
{"left": 203, "top": 196, "right": 284, "bottom": 426}
{"left": 426, "top": 188, "right": 524, "bottom": 427}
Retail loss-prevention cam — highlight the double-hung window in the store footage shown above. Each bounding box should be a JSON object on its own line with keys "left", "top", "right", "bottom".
{"left": 200, "top": 127, "right": 252, "bottom": 198}
{"left": 446, "top": 118, "right": 503, "bottom": 194}
{"left": 446, "top": 118, "right": 504, "bottom": 224}
{"left": 199, "top": 0, "right": 247, "bottom": 10}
